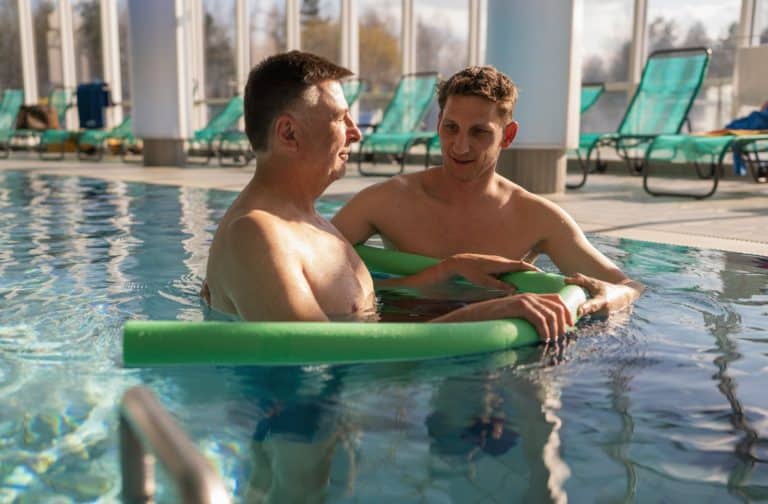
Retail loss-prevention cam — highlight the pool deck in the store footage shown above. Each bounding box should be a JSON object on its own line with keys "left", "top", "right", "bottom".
{"left": 1, "top": 157, "right": 766, "bottom": 256}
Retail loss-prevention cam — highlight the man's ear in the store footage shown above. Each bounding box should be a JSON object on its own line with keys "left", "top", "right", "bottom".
{"left": 501, "top": 120, "right": 518, "bottom": 148}
{"left": 274, "top": 115, "right": 298, "bottom": 151}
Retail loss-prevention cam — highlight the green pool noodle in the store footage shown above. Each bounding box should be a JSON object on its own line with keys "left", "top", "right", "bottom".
{"left": 123, "top": 245, "right": 587, "bottom": 366}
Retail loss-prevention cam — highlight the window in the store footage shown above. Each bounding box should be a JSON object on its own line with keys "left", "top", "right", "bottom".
{"left": 581, "top": 0, "right": 634, "bottom": 83}
{"left": 203, "top": 0, "right": 238, "bottom": 99}
{"left": 755, "top": 0, "right": 768, "bottom": 45}
{"left": 358, "top": 0, "right": 401, "bottom": 122}
{"left": 32, "top": 0, "right": 63, "bottom": 98}
{"left": 414, "top": 0, "right": 468, "bottom": 77}
{"left": 300, "top": 0, "right": 340, "bottom": 64}
{"left": 0, "top": 0, "right": 23, "bottom": 91}
{"left": 249, "top": 0, "right": 286, "bottom": 66}
{"left": 72, "top": 0, "right": 103, "bottom": 83}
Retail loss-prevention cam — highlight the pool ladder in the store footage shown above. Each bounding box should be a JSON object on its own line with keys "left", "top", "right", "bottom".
{"left": 120, "top": 386, "right": 232, "bottom": 503}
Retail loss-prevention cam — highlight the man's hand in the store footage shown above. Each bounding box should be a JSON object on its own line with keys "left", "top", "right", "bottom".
{"left": 435, "top": 253, "right": 540, "bottom": 292}
{"left": 431, "top": 292, "right": 574, "bottom": 342}
{"left": 565, "top": 272, "right": 643, "bottom": 317}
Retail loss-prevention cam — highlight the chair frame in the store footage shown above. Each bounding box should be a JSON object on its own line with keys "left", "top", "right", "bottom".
{"left": 357, "top": 72, "right": 439, "bottom": 177}
{"left": 569, "top": 47, "right": 711, "bottom": 189}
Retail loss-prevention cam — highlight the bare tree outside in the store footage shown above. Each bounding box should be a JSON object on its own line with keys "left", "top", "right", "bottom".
{"left": 72, "top": 0, "right": 103, "bottom": 83}
{"left": 250, "top": 0, "right": 286, "bottom": 66}
{"left": 203, "top": 0, "right": 237, "bottom": 99}
{"left": 32, "top": 0, "right": 62, "bottom": 98}
{"left": 300, "top": 0, "right": 340, "bottom": 64}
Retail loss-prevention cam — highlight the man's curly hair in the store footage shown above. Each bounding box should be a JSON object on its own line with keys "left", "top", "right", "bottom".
{"left": 437, "top": 66, "right": 518, "bottom": 121}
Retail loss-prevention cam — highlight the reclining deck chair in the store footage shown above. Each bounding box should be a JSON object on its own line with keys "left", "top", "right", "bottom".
{"left": 341, "top": 78, "right": 367, "bottom": 108}
{"left": 23, "top": 88, "right": 75, "bottom": 160}
{"left": 642, "top": 45, "right": 768, "bottom": 198}
{"left": 569, "top": 47, "right": 711, "bottom": 189}
{"left": 358, "top": 72, "right": 439, "bottom": 176}
{"left": 0, "top": 89, "right": 24, "bottom": 159}
{"left": 76, "top": 115, "right": 135, "bottom": 161}
{"left": 426, "top": 82, "right": 608, "bottom": 169}
{"left": 187, "top": 96, "right": 244, "bottom": 165}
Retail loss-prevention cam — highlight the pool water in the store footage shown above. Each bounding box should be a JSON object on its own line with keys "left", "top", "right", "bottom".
{"left": 0, "top": 170, "right": 766, "bottom": 502}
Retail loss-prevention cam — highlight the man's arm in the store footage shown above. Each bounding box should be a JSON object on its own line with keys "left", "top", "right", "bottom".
{"left": 331, "top": 183, "right": 386, "bottom": 245}
{"left": 533, "top": 198, "right": 644, "bottom": 316}
{"left": 225, "top": 216, "right": 328, "bottom": 321}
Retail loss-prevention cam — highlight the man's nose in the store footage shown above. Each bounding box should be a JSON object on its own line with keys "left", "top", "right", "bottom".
{"left": 346, "top": 115, "right": 362, "bottom": 143}
{"left": 453, "top": 133, "right": 470, "bottom": 154}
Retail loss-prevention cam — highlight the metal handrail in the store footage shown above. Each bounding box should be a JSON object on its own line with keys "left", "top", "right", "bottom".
{"left": 120, "top": 386, "right": 231, "bottom": 504}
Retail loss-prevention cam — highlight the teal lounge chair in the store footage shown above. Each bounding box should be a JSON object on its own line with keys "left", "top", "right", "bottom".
{"left": 358, "top": 72, "right": 439, "bottom": 176}
{"left": 580, "top": 82, "right": 605, "bottom": 114}
{"left": 341, "top": 78, "right": 367, "bottom": 107}
{"left": 0, "top": 89, "right": 24, "bottom": 158}
{"left": 76, "top": 115, "right": 135, "bottom": 161}
{"left": 642, "top": 132, "right": 768, "bottom": 198}
{"left": 425, "top": 82, "right": 608, "bottom": 169}
{"left": 569, "top": 47, "right": 711, "bottom": 189}
{"left": 187, "top": 96, "right": 244, "bottom": 164}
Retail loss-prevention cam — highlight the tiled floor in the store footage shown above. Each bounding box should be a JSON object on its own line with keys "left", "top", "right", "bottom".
{"left": 1, "top": 156, "right": 766, "bottom": 256}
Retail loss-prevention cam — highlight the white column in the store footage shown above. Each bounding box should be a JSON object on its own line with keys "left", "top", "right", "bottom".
{"left": 100, "top": 0, "right": 122, "bottom": 127}
{"left": 127, "top": 0, "right": 194, "bottom": 165}
{"left": 468, "top": 0, "right": 486, "bottom": 66}
{"left": 486, "top": 0, "right": 582, "bottom": 194}
{"left": 189, "top": 0, "right": 207, "bottom": 130}
{"left": 628, "top": 0, "right": 648, "bottom": 93}
{"left": 59, "top": 0, "right": 78, "bottom": 128}
{"left": 340, "top": 0, "right": 358, "bottom": 72}
{"left": 285, "top": 0, "right": 300, "bottom": 50}
{"left": 401, "top": 0, "right": 415, "bottom": 75}
{"left": 18, "top": 0, "right": 39, "bottom": 104}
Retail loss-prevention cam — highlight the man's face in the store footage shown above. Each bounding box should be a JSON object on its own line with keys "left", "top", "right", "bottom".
{"left": 299, "top": 80, "right": 361, "bottom": 182}
{"left": 438, "top": 95, "right": 517, "bottom": 182}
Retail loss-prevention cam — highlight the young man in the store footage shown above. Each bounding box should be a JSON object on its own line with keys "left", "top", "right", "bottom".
{"left": 204, "top": 52, "right": 574, "bottom": 340}
{"left": 332, "top": 66, "right": 643, "bottom": 316}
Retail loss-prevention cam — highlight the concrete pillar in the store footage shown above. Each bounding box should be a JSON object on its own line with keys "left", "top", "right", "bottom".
{"left": 127, "top": 0, "right": 194, "bottom": 166}
{"left": 485, "top": 0, "right": 582, "bottom": 194}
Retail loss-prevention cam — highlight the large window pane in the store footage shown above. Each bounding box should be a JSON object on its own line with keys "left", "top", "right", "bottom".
{"left": 414, "top": 0, "right": 467, "bottom": 77}
{"left": 32, "top": 0, "right": 63, "bottom": 98}
{"left": 72, "top": 0, "right": 102, "bottom": 83}
{"left": 580, "top": 90, "right": 629, "bottom": 134}
{"left": 756, "top": 0, "right": 768, "bottom": 45}
{"left": 581, "top": 0, "right": 633, "bottom": 83}
{"left": 203, "top": 0, "right": 237, "bottom": 99}
{"left": 0, "top": 0, "right": 23, "bottom": 90}
{"left": 300, "top": 0, "right": 340, "bottom": 64}
{"left": 249, "top": 0, "right": 286, "bottom": 66}
{"left": 358, "top": 1, "right": 401, "bottom": 123}
{"left": 646, "top": 0, "right": 740, "bottom": 78}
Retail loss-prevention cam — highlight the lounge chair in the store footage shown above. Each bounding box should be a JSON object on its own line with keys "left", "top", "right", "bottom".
{"left": 21, "top": 88, "right": 75, "bottom": 160}
{"left": 357, "top": 72, "right": 439, "bottom": 176}
{"left": 341, "top": 78, "right": 367, "bottom": 107}
{"left": 187, "top": 96, "right": 244, "bottom": 164}
{"left": 425, "top": 82, "right": 607, "bottom": 169}
{"left": 569, "top": 47, "right": 711, "bottom": 189}
{"left": 76, "top": 115, "right": 135, "bottom": 161}
{"left": 0, "top": 89, "right": 24, "bottom": 159}
{"left": 580, "top": 82, "right": 605, "bottom": 114}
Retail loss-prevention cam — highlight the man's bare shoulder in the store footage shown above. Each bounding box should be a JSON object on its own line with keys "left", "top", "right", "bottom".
{"left": 224, "top": 209, "right": 291, "bottom": 253}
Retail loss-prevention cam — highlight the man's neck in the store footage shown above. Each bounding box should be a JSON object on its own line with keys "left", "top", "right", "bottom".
{"left": 249, "top": 156, "right": 326, "bottom": 214}
{"left": 428, "top": 165, "right": 501, "bottom": 204}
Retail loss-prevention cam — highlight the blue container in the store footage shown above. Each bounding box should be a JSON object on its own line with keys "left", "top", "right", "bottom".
{"left": 77, "top": 81, "right": 111, "bottom": 129}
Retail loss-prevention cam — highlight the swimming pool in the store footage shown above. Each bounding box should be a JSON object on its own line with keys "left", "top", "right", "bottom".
{"left": 0, "top": 169, "right": 766, "bottom": 502}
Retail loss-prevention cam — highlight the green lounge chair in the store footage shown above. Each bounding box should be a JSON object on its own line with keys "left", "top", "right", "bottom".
{"left": 24, "top": 88, "right": 75, "bottom": 160}
{"left": 569, "top": 47, "right": 711, "bottom": 189}
{"left": 0, "top": 89, "right": 24, "bottom": 158}
{"left": 76, "top": 115, "right": 135, "bottom": 161}
{"left": 341, "top": 78, "right": 367, "bottom": 107}
{"left": 187, "top": 96, "right": 244, "bottom": 164}
{"left": 425, "top": 82, "right": 608, "bottom": 169}
{"left": 358, "top": 72, "right": 439, "bottom": 176}
{"left": 580, "top": 82, "right": 605, "bottom": 114}
{"left": 642, "top": 132, "right": 768, "bottom": 198}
